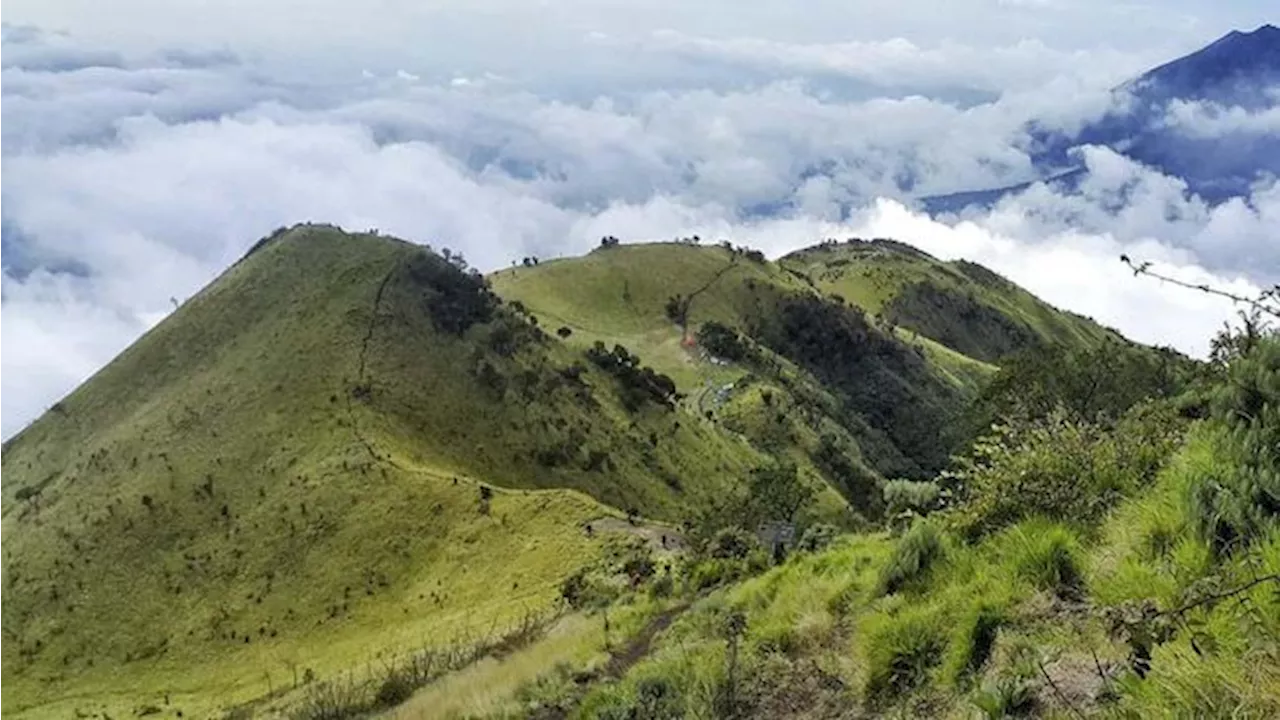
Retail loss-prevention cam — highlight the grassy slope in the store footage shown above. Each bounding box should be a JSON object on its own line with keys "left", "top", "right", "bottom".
{"left": 0, "top": 233, "right": 1135, "bottom": 717}
{"left": 0, "top": 228, "right": 763, "bottom": 718}
{"left": 489, "top": 243, "right": 871, "bottom": 512}
{"left": 781, "top": 240, "right": 1121, "bottom": 363}
{"left": 491, "top": 241, "right": 996, "bottom": 488}
{"left": 489, "top": 243, "right": 809, "bottom": 390}
{"left": 566, "top": 424, "right": 1280, "bottom": 718}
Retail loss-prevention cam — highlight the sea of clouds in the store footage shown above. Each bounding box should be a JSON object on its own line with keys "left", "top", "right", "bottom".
{"left": 3, "top": 15, "right": 1277, "bottom": 438}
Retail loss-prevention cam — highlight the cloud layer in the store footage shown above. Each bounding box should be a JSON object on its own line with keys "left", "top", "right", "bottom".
{"left": 2, "top": 19, "right": 1276, "bottom": 438}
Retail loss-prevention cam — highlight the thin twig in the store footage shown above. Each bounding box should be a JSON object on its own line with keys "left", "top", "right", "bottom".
{"left": 1120, "top": 256, "right": 1280, "bottom": 319}
{"left": 1090, "top": 646, "right": 1113, "bottom": 695}
{"left": 1036, "top": 657, "right": 1087, "bottom": 720}
{"left": 1161, "top": 573, "right": 1280, "bottom": 619}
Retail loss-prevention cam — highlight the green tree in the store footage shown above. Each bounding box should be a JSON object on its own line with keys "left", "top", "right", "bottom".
{"left": 748, "top": 461, "right": 813, "bottom": 525}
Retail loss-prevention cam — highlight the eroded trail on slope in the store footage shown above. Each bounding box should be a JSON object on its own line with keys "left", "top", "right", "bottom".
{"left": 601, "top": 601, "right": 692, "bottom": 680}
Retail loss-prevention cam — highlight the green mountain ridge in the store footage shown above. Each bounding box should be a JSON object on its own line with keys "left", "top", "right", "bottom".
{"left": 1, "top": 225, "right": 1184, "bottom": 719}
{"left": 780, "top": 238, "right": 1122, "bottom": 364}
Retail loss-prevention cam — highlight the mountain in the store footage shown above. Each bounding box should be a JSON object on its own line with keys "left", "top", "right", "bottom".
{"left": 0, "top": 227, "right": 762, "bottom": 718}
{"left": 922, "top": 24, "right": 1280, "bottom": 213}
{"left": 0, "top": 226, "right": 1147, "bottom": 718}
{"left": 778, "top": 238, "right": 1121, "bottom": 364}
{"left": 1124, "top": 23, "right": 1280, "bottom": 108}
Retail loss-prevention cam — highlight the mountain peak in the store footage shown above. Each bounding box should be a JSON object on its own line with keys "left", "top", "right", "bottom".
{"left": 1209, "top": 23, "right": 1280, "bottom": 50}
{"left": 1129, "top": 23, "right": 1280, "bottom": 107}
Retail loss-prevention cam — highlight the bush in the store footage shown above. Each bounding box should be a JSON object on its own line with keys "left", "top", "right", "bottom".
{"left": 864, "top": 607, "right": 946, "bottom": 704}
{"left": 970, "top": 340, "right": 1190, "bottom": 429}
{"left": 1187, "top": 335, "right": 1280, "bottom": 554}
{"left": 708, "top": 528, "right": 760, "bottom": 560}
{"left": 648, "top": 573, "right": 674, "bottom": 599}
{"left": 373, "top": 670, "right": 413, "bottom": 708}
{"left": 883, "top": 480, "right": 943, "bottom": 527}
{"left": 697, "top": 322, "right": 749, "bottom": 362}
{"left": 560, "top": 570, "right": 589, "bottom": 609}
{"left": 632, "top": 676, "right": 684, "bottom": 719}
{"left": 877, "top": 521, "right": 945, "bottom": 595}
{"left": 943, "top": 403, "right": 1183, "bottom": 539}
{"left": 796, "top": 523, "right": 840, "bottom": 553}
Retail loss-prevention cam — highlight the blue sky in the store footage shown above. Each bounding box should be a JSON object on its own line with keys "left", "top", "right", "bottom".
{"left": 2, "top": 1, "right": 1277, "bottom": 437}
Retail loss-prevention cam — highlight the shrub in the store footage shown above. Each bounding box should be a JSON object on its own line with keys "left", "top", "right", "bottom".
{"left": 1187, "top": 335, "right": 1280, "bottom": 554}
{"left": 648, "top": 573, "right": 674, "bottom": 599}
{"left": 709, "top": 528, "right": 759, "bottom": 560}
{"left": 864, "top": 607, "right": 946, "bottom": 704}
{"left": 560, "top": 570, "right": 589, "bottom": 609}
{"left": 373, "top": 670, "right": 413, "bottom": 708}
{"left": 697, "top": 322, "right": 749, "bottom": 362}
{"left": 970, "top": 340, "right": 1191, "bottom": 429}
{"left": 877, "top": 521, "right": 945, "bottom": 595}
{"left": 796, "top": 523, "right": 840, "bottom": 553}
{"left": 632, "top": 676, "right": 684, "bottom": 719}
{"left": 883, "top": 479, "right": 943, "bottom": 527}
{"left": 943, "top": 403, "right": 1183, "bottom": 539}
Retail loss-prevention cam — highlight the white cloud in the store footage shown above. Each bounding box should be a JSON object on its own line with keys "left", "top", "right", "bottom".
{"left": 2, "top": 16, "right": 1277, "bottom": 438}
{"left": 638, "top": 30, "right": 1150, "bottom": 93}
{"left": 1163, "top": 99, "right": 1280, "bottom": 137}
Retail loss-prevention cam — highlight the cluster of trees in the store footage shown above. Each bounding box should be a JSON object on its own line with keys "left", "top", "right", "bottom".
{"left": 403, "top": 250, "right": 499, "bottom": 336}
{"left": 716, "top": 240, "right": 766, "bottom": 263}
{"left": 696, "top": 321, "right": 751, "bottom": 363}
{"left": 753, "top": 292, "right": 960, "bottom": 478}
{"left": 585, "top": 341, "right": 679, "bottom": 411}
{"left": 881, "top": 280, "right": 1036, "bottom": 364}
{"left": 966, "top": 340, "right": 1194, "bottom": 439}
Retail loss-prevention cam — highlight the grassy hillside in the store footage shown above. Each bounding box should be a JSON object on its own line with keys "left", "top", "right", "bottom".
{"left": 1, "top": 229, "right": 1196, "bottom": 719}
{"left": 0, "top": 227, "right": 774, "bottom": 718}
{"left": 494, "top": 241, "right": 1007, "bottom": 487}
{"left": 451, "top": 328, "right": 1278, "bottom": 720}
{"left": 781, "top": 239, "right": 1122, "bottom": 363}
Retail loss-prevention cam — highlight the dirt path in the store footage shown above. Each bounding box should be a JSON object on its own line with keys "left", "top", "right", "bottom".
{"left": 603, "top": 601, "right": 692, "bottom": 679}
{"left": 588, "top": 516, "right": 687, "bottom": 551}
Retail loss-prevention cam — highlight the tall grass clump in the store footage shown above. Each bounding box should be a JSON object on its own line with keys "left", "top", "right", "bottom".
{"left": 877, "top": 521, "right": 945, "bottom": 596}
{"left": 944, "top": 599, "right": 1007, "bottom": 686}
{"left": 1007, "top": 522, "right": 1085, "bottom": 598}
{"left": 863, "top": 605, "right": 947, "bottom": 705}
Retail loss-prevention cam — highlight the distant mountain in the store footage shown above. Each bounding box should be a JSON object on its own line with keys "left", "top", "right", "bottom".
{"left": 1124, "top": 23, "right": 1280, "bottom": 108}
{"left": 922, "top": 24, "right": 1280, "bottom": 214}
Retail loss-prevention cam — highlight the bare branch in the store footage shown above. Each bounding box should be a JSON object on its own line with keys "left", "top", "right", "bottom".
{"left": 1161, "top": 573, "right": 1280, "bottom": 619}
{"left": 1036, "top": 656, "right": 1087, "bottom": 720}
{"left": 1120, "top": 255, "right": 1280, "bottom": 319}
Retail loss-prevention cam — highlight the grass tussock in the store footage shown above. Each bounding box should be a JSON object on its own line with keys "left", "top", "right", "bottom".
{"left": 877, "top": 521, "right": 946, "bottom": 595}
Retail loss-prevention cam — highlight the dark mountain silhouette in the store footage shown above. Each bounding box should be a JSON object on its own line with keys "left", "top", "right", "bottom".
{"left": 922, "top": 24, "right": 1280, "bottom": 214}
